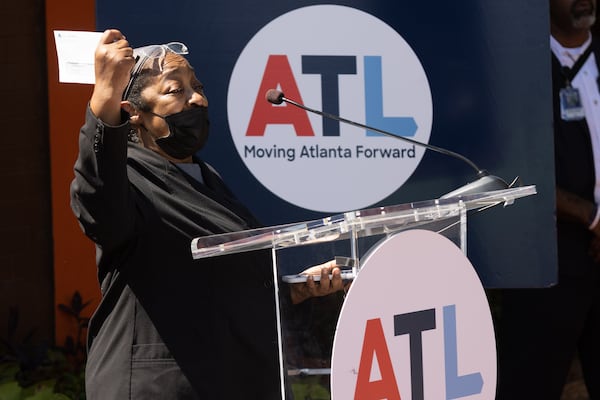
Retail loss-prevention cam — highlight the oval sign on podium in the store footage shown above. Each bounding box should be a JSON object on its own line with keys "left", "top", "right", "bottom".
{"left": 331, "top": 229, "right": 496, "bottom": 399}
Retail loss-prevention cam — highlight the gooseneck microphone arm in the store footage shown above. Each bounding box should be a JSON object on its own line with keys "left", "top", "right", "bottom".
{"left": 265, "top": 89, "right": 512, "bottom": 198}
{"left": 266, "top": 89, "right": 485, "bottom": 177}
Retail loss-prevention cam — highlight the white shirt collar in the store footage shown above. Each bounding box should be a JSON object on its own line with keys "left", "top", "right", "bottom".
{"left": 550, "top": 34, "right": 592, "bottom": 67}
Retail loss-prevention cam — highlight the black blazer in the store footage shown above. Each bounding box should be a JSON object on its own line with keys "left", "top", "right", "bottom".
{"left": 71, "top": 107, "right": 280, "bottom": 399}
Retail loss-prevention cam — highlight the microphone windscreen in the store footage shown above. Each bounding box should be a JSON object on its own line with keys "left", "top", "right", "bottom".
{"left": 266, "top": 89, "right": 284, "bottom": 105}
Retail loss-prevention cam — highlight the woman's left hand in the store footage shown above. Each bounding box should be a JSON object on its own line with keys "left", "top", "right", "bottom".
{"left": 289, "top": 260, "right": 350, "bottom": 304}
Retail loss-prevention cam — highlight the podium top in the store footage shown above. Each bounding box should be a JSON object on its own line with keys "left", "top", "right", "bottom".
{"left": 190, "top": 186, "right": 536, "bottom": 259}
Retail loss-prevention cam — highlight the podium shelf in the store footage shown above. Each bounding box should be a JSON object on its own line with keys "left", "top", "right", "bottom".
{"left": 191, "top": 186, "right": 536, "bottom": 259}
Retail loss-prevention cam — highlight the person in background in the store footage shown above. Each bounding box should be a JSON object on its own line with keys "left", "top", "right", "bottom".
{"left": 496, "top": 1, "right": 600, "bottom": 398}
{"left": 70, "top": 28, "right": 345, "bottom": 399}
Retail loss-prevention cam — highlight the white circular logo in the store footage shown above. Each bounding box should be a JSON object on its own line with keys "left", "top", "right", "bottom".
{"left": 331, "top": 230, "right": 497, "bottom": 399}
{"left": 228, "top": 5, "right": 432, "bottom": 212}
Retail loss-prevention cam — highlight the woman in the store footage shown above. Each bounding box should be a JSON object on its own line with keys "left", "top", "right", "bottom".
{"left": 71, "top": 29, "right": 344, "bottom": 399}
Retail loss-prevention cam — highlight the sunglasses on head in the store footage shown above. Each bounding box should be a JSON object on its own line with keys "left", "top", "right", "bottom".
{"left": 122, "top": 41, "right": 189, "bottom": 101}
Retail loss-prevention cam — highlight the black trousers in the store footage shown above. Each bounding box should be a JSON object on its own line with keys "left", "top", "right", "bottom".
{"left": 495, "top": 273, "right": 600, "bottom": 400}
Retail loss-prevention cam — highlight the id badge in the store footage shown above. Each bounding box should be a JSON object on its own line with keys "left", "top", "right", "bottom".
{"left": 560, "top": 86, "right": 585, "bottom": 121}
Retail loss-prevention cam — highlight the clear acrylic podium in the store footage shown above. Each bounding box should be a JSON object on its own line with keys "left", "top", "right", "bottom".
{"left": 190, "top": 186, "right": 536, "bottom": 399}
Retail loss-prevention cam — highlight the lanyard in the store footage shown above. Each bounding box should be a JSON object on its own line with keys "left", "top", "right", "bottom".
{"left": 560, "top": 44, "right": 594, "bottom": 85}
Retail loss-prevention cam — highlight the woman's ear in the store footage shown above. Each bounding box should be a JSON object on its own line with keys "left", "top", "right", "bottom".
{"left": 121, "top": 101, "right": 141, "bottom": 124}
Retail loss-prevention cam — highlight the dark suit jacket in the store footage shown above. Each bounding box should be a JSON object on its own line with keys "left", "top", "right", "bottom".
{"left": 71, "top": 107, "right": 280, "bottom": 399}
{"left": 551, "top": 41, "right": 600, "bottom": 276}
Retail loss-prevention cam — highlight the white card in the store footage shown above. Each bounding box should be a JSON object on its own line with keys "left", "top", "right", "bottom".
{"left": 54, "top": 30, "right": 102, "bottom": 84}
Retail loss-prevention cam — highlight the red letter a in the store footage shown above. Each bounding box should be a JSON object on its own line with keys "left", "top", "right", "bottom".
{"left": 354, "top": 318, "right": 401, "bottom": 400}
{"left": 246, "top": 55, "right": 315, "bottom": 136}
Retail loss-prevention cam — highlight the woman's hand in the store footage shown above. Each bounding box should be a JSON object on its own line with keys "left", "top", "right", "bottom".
{"left": 90, "top": 29, "right": 136, "bottom": 125}
{"left": 289, "top": 259, "right": 350, "bottom": 304}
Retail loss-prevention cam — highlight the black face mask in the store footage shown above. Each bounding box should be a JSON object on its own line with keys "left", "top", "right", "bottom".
{"left": 153, "top": 107, "right": 210, "bottom": 159}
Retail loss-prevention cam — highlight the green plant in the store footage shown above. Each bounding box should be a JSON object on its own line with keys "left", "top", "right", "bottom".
{"left": 0, "top": 292, "right": 91, "bottom": 400}
{"left": 56, "top": 292, "right": 90, "bottom": 372}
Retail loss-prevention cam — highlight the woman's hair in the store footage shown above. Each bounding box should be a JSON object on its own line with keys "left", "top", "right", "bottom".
{"left": 125, "top": 68, "right": 160, "bottom": 112}
{"left": 125, "top": 50, "right": 188, "bottom": 112}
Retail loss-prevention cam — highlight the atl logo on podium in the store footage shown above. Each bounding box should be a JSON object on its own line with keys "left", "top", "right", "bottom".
{"left": 354, "top": 306, "right": 483, "bottom": 400}
{"left": 332, "top": 230, "right": 497, "bottom": 400}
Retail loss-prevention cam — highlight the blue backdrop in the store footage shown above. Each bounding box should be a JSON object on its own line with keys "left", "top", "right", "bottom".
{"left": 97, "top": 0, "right": 556, "bottom": 288}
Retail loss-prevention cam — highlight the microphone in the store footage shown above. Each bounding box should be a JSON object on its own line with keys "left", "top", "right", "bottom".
{"left": 265, "top": 89, "right": 514, "bottom": 199}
